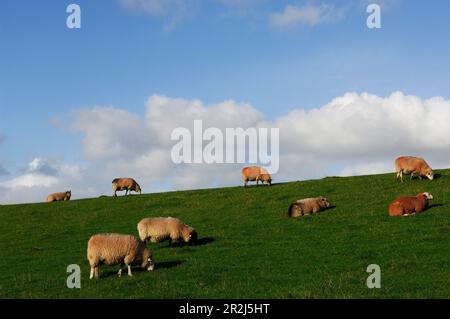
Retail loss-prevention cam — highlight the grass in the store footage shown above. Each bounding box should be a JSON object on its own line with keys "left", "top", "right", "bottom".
{"left": 0, "top": 170, "right": 449, "bottom": 299}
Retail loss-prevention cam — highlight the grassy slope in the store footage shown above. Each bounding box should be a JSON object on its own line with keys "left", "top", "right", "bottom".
{"left": 0, "top": 170, "right": 449, "bottom": 299}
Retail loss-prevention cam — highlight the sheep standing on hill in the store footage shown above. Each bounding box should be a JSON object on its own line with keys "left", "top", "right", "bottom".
{"left": 112, "top": 178, "right": 142, "bottom": 197}
{"left": 288, "top": 197, "right": 331, "bottom": 217}
{"left": 137, "top": 217, "right": 197, "bottom": 245}
{"left": 87, "top": 233, "right": 154, "bottom": 279}
{"left": 388, "top": 192, "right": 433, "bottom": 217}
{"left": 395, "top": 156, "right": 434, "bottom": 182}
{"left": 256, "top": 173, "right": 272, "bottom": 186}
{"left": 242, "top": 166, "right": 272, "bottom": 187}
{"left": 47, "top": 191, "right": 71, "bottom": 202}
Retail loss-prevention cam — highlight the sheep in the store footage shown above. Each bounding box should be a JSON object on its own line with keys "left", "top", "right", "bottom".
{"left": 87, "top": 233, "right": 154, "bottom": 279}
{"left": 46, "top": 190, "right": 71, "bottom": 202}
{"left": 388, "top": 192, "right": 433, "bottom": 217}
{"left": 395, "top": 156, "right": 434, "bottom": 182}
{"left": 256, "top": 174, "right": 272, "bottom": 186}
{"left": 137, "top": 217, "right": 197, "bottom": 245}
{"left": 242, "top": 166, "right": 272, "bottom": 187}
{"left": 112, "top": 178, "right": 142, "bottom": 197}
{"left": 288, "top": 197, "right": 331, "bottom": 217}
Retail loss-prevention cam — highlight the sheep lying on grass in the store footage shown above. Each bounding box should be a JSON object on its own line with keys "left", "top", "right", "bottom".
{"left": 46, "top": 191, "right": 71, "bottom": 202}
{"left": 137, "top": 217, "right": 197, "bottom": 245}
{"left": 87, "top": 233, "right": 154, "bottom": 279}
{"left": 288, "top": 197, "right": 331, "bottom": 217}
{"left": 388, "top": 192, "right": 433, "bottom": 217}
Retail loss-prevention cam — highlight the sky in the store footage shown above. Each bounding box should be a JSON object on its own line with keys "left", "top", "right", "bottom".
{"left": 1, "top": 0, "right": 450, "bottom": 204}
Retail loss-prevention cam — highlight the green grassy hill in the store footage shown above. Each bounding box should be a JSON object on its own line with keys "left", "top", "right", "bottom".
{"left": 1, "top": 170, "right": 449, "bottom": 299}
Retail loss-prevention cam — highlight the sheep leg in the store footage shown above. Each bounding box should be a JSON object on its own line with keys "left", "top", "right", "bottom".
{"left": 127, "top": 265, "right": 133, "bottom": 277}
{"left": 244, "top": 179, "right": 248, "bottom": 188}
{"left": 118, "top": 267, "right": 123, "bottom": 277}
{"left": 90, "top": 267, "right": 95, "bottom": 279}
{"left": 125, "top": 189, "right": 129, "bottom": 196}
{"left": 94, "top": 267, "right": 100, "bottom": 279}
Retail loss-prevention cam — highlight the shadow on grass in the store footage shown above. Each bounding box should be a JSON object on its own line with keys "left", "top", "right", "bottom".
{"left": 427, "top": 203, "right": 444, "bottom": 209}
{"left": 99, "top": 260, "right": 185, "bottom": 278}
{"left": 164, "top": 237, "right": 215, "bottom": 248}
{"left": 397, "top": 173, "right": 443, "bottom": 182}
{"left": 155, "top": 260, "right": 185, "bottom": 269}
{"left": 242, "top": 183, "right": 282, "bottom": 188}
{"left": 288, "top": 205, "right": 337, "bottom": 218}
{"left": 193, "top": 237, "right": 215, "bottom": 246}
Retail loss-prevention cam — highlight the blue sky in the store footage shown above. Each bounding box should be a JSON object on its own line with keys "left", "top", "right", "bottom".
{"left": 1, "top": 0, "right": 450, "bottom": 203}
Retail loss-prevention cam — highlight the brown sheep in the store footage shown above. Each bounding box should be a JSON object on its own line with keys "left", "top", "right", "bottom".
{"left": 87, "top": 233, "right": 154, "bottom": 279}
{"left": 112, "top": 178, "right": 142, "bottom": 197}
{"left": 256, "top": 174, "right": 272, "bottom": 186}
{"left": 395, "top": 156, "right": 434, "bottom": 182}
{"left": 46, "top": 190, "right": 71, "bottom": 202}
{"left": 288, "top": 197, "right": 331, "bottom": 217}
{"left": 137, "top": 217, "right": 197, "bottom": 245}
{"left": 388, "top": 192, "right": 433, "bottom": 217}
{"left": 241, "top": 166, "right": 272, "bottom": 187}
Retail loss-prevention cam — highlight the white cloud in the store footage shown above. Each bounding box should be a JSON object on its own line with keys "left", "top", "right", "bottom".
{"left": 145, "top": 94, "right": 263, "bottom": 144}
{"left": 0, "top": 158, "right": 83, "bottom": 204}
{"left": 71, "top": 107, "right": 151, "bottom": 160}
{"left": 69, "top": 91, "right": 450, "bottom": 188}
{"left": 3, "top": 91, "right": 450, "bottom": 205}
{"left": 119, "top": 0, "right": 184, "bottom": 15}
{"left": 67, "top": 95, "right": 263, "bottom": 197}
{"left": 270, "top": 4, "right": 344, "bottom": 28}
{"left": 3, "top": 174, "right": 59, "bottom": 189}
{"left": 118, "top": 0, "right": 192, "bottom": 29}
{"left": 273, "top": 91, "right": 450, "bottom": 180}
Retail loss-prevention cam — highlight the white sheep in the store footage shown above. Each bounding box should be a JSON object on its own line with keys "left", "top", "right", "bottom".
{"left": 137, "top": 217, "right": 197, "bottom": 245}
{"left": 87, "top": 233, "right": 154, "bottom": 279}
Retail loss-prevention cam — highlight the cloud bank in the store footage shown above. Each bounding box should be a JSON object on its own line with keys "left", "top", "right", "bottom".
{"left": 118, "top": 1, "right": 349, "bottom": 29}
{"left": 2, "top": 91, "right": 450, "bottom": 204}
{"left": 0, "top": 158, "right": 83, "bottom": 204}
{"left": 270, "top": 4, "right": 344, "bottom": 28}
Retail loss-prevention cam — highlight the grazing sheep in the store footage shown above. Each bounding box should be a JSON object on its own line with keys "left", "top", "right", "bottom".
{"left": 87, "top": 233, "right": 154, "bottom": 279}
{"left": 395, "top": 156, "right": 434, "bottom": 182}
{"left": 256, "top": 174, "right": 272, "bottom": 186}
{"left": 388, "top": 192, "right": 433, "bottom": 217}
{"left": 47, "top": 190, "right": 71, "bottom": 202}
{"left": 288, "top": 197, "right": 331, "bottom": 217}
{"left": 242, "top": 166, "right": 272, "bottom": 187}
{"left": 112, "top": 178, "right": 142, "bottom": 197}
{"left": 137, "top": 217, "right": 197, "bottom": 245}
